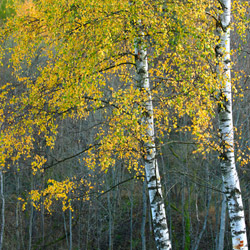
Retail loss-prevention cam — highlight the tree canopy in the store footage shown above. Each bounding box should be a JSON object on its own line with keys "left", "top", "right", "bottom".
{"left": 0, "top": 0, "right": 249, "bottom": 248}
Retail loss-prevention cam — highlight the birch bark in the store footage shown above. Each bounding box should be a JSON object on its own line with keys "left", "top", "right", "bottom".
{"left": 216, "top": 0, "right": 248, "bottom": 249}
{"left": 134, "top": 32, "right": 172, "bottom": 250}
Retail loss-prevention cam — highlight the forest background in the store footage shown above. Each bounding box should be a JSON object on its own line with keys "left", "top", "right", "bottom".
{"left": 0, "top": 0, "right": 250, "bottom": 249}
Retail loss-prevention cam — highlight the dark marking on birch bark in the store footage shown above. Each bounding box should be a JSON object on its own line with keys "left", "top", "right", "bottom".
{"left": 233, "top": 230, "right": 246, "bottom": 236}
{"left": 152, "top": 190, "right": 162, "bottom": 204}
{"left": 228, "top": 188, "right": 241, "bottom": 198}
{"left": 148, "top": 176, "right": 157, "bottom": 183}
{"left": 230, "top": 216, "right": 244, "bottom": 224}
{"left": 148, "top": 186, "right": 160, "bottom": 190}
{"left": 153, "top": 228, "right": 171, "bottom": 250}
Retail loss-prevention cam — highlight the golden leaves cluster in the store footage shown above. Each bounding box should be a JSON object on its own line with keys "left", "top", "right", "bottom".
{"left": 0, "top": 0, "right": 249, "bottom": 210}
{"left": 23, "top": 177, "right": 92, "bottom": 213}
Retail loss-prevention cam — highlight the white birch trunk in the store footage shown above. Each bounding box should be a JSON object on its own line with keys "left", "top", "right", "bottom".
{"left": 135, "top": 34, "right": 172, "bottom": 250}
{"left": 216, "top": 0, "right": 248, "bottom": 248}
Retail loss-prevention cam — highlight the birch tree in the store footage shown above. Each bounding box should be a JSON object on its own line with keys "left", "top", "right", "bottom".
{"left": 216, "top": 0, "right": 248, "bottom": 248}
{"left": 1, "top": 0, "right": 249, "bottom": 248}
{"left": 134, "top": 24, "right": 171, "bottom": 249}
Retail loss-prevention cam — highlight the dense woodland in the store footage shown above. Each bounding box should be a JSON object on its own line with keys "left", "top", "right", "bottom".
{"left": 0, "top": 0, "right": 250, "bottom": 249}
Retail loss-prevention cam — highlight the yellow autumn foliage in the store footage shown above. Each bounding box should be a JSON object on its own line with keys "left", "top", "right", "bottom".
{"left": 0, "top": 0, "right": 249, "bottom": 211}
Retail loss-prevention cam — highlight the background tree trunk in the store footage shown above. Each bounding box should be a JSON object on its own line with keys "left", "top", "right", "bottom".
{"left": 0, "top": 171, "right": 5, "bottom": 250}
{"left": 141, "top": 179, "right": 147, "bottom": 250}
{"left": 217, "top": 186, "right": 226, "bottom": 250}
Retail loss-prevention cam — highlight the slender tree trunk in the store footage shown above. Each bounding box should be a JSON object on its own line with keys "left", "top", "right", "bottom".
{"left": 28, "top": 177, "right": 34, "bottom": 250}
{"left": 15, "top": 173, "right": 20, "bottom": 250}
{"left": 193, "top": 165, "right": 211, "bottom": 250}
{"left": 215, "top": 191, "right": 219, "bottom": 250}
{"left": 134, "top": 27, "right": 171, "bottom": 249}
{"left": 148, "top": 199, "right": 152, "bottom": 234}
{"left": 0, "top": 171, "right": 4, "bottom": 250}
{"left": 181, "top": 177, "right": 186, "bottom": 250}
{"left": 16, "top": 172, "right": 24, "bottom": 250}
{"left": 141, "top": 179, "right": 147, "bottom": 250}
{"left": 78, "top": 200, "right": 82, "bottom": 250}
{"left": 63, "top": 211, "right": 69, "bottom": 249}
{"left": 41, "top": 179, "right": 45, "bottom": 249}
{"left": 193, "top": 193, "right": 211, "bottom": 250}
{"left": 161, "top": 150, "right": 172, "bottom": 243}
{"left": 86, "top": 203, "right": 91, "bottom": 248}
{"left": 129, "top": 180, "right": 134, "bottom": 250}
{"left": 216, "top": 0, "right": 248, "bottom": 248}
{"left": 107, "top": 191, "right": 113, "bottom": 250}
{"left": 69, "top": 205, "right": 72, "bottom": 250}
{"left": 28, "top": 203, "right": 34, "bottom": 250}
{"left": 96, "top": 203, "right": 101, "bottom": 250}
{"left": 217, "top": 188, "right": 227, "bottom": 250}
